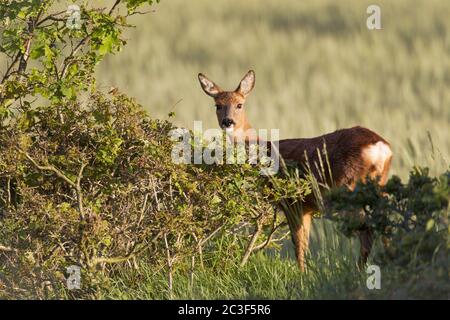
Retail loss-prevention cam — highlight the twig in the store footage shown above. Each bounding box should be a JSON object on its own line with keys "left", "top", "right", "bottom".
{"left": 189, "top": 254, "right": 195, "bottom": 290}
{"left": 109, "top": 0, "right": 122, "bottom": 15}
{"left": 36, "top": 10, "right": 67, "bottom": 27}
{"left": 18, "top": 14, "right": 39, "bottom": 75}
{"left": 127, "top": 10, "right": 154, "bottom": 16}
{"left": 0, "top": 245, "right": 17, "bottom": 253}
{"left": 254, "top": 229, "right": 290, "bottom": 251}
{"left": 137, "top": 193, "right": 149, "bottom": 227}
{"left": 60, "top": 35, "right": 91, "bottom": 79}
{"left": 163, "top": 233, "right": 173, "bottom": 298}
{"left": 76, "top": 162, "right": 88, "bottom": 219}
{"left": 1, "top": 52, "right": 21, "bottom": 83}
{"left": 18, "top": 149, "right": 87, "bottom": 221}
{"left": 240, "top": 221, "right": 262, "bottom": 267}
{"left": 166, "top": 98, "right": 183, "bottom": 120}
{"left": 91, "top": 255, "right": 133, "bottom": 265}
{"left": 199, "top": 224, "right": 225, "bottom": 247}
{"left": 151, "top": 177, "right": 161, "bottom": 210}
{"left": 19, "top": 149, "right": 76, "bottom": 188}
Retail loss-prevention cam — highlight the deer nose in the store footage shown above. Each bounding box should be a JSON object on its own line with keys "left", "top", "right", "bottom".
{"left": 222, "top": 118, "right": 235, "bottom": 128}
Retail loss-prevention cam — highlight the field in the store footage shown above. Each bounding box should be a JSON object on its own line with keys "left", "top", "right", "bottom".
{"left": 95, "top": 0, "right": 448, "bottom": 299}
{"left": 98, "top": 0, "right": 450, "bottom": 179}
{"left": 0, "top": 0, "right": 449, "bottom": 300}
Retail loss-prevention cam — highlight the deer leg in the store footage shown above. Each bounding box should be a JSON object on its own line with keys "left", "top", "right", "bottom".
{"left": 358, "top": 227, "right": 374, "bottom": 268}
{"left": 293, "top": 211, "right": 313, "bottom": 272}
{"left": 357, "top": 152, "right": 391, "bottom": 268}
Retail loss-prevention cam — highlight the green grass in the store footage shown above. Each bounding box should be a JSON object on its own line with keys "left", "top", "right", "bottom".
{"left": 99, "top": 219, "right": 381, "bottom": 300}
{"left": 99, "top": 216, "right": 448, "bottom": 300}
{"left": 101, "top": 252, "right": 364, "bottom": 300}
{"left": 98, "top": 0, "right": 450, "bottom": 179}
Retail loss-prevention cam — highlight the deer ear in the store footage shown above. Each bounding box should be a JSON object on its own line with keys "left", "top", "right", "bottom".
{"left": 198, "top": 73, "right": 222, "bottom": 97}
{"left": 236, "top": 70, "right": 255, "bottom": 97}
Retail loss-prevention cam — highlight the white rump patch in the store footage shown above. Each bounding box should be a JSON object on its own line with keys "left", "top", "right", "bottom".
{"left": 362, "top": 141, "right": 392, "bottom": 172}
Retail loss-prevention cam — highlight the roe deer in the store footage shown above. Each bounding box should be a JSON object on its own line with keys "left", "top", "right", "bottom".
{"left": 198, "top": 70, "right": 393, "bottom": 271}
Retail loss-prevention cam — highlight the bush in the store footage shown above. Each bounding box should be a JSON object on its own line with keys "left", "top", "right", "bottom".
{"left": 0, "top": 90, "right": 306, "bottom": 298}
{"left": 324, "top": 168, "right": 449, "bottom": 298}
{"left": 0, "top": 1, "right": 308, "bottom": 298}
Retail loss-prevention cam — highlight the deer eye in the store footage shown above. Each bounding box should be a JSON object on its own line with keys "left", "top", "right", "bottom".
{"left": 236, "top": 104, "right": 243, "bottom": 109}
{"left": 215, "top": 105, "right": 223, "bottom": 110}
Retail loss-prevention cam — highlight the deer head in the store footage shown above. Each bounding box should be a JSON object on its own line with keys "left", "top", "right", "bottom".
{"left": 198, "top": 70, "right": 256, "bottom": 140}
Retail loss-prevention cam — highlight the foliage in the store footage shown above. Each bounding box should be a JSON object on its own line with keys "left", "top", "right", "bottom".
{"left": 325, "top": 168, "right": 448, "bottom": 243}
{"left": 324, "top": 168, "right": 449, "bottom": 298}
{"left": 0, "top": 90, "right": 302, "bottom": 298}
{"left": 0, "top": 0, "right": 308, "bottom": 298}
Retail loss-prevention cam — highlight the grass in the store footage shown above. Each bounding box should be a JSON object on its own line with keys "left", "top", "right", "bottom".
{"left": 99, "top": 214, "right": 448, "bottom": 300}
{"left": 101, "top": 219, "right": 369, "bottom": 300}
{"left": 99, "top": 218, "right": 412, "bottom": 300}
{"left": 101, "top": 253, "right": 362, "bottom": 300}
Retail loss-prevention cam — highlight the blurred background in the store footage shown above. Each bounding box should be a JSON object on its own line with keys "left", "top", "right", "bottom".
{"left": 97, "top": 0, "right": 446, "bottom": 178}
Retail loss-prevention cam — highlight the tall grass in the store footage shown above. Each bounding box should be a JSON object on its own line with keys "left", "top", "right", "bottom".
{"left": 102, "top": 220, "right": 366, "bottom": 300}
{"left": 98, "top": 0, "right": 450, "bottom": 178}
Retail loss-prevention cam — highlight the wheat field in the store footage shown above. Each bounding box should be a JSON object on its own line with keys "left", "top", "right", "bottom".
{"left": 97, "top": 0, "right": 450, "bottom": 178}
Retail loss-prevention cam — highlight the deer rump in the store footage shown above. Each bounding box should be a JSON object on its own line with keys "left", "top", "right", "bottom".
{"left": 277, "top": 126, "right": 392, "bottom": 190}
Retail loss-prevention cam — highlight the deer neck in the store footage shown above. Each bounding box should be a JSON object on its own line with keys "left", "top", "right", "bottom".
{"left": 230, "top": 114, "right": 258, "bottom": 142}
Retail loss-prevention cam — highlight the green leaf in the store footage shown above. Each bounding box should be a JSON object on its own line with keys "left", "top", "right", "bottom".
{"left": 98, "top": 34, "right": 115, "bottom": 56}
{"left": 426, "top": 219, "right": 435, "bottom": 231}
{"left": 211, "top": 194, "right": 221, "bottom": 205}
{"left": 30, "top": 44, "right": 45, "bottom": 59}
{"left": 61, "top": 85, "right": 75, "bottom": 99}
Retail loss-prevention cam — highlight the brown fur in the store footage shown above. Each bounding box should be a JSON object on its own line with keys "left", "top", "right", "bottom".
{"left": 278, "top": 126, "right": 390, "bottom": 188}
{"left": 198, "top": 70, "right": 393, "bottom": 271}
{"left": 278, "top": 127, "right": 392, "bottom": 269}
